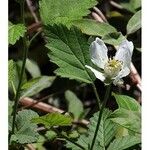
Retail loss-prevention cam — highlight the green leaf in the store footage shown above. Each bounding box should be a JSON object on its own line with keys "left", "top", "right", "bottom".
{"left": 132, "top": 0, "right": 141, "bottom": 10}
{"left": 127, "top": 10, "right": 141, "bottom": 35}
{"left": 112, "top": 93, "right": 141, "bottom": 112}
{"left": 110, "top": 108, "right": 141, "bottom": 134}
{"left": 39, "top": 0, "right": 97, "bottom": 26}
{"left": 65, "top": 90, "right": 84, "bottom": 119}
{"left": 25, "top": 59, "right": 41, "bottom": 78}
{"left": 9, "top": 22, "right": 26, "bottom": 45}
{"left": 45, "top": 130, "right": 57, "bottom": 140}
{"left": 20, "top": 76, "right": 55, "bottom": 98}
{"left": 10, "top": 109, "right": 39, "bottom": 144}
{"left": 46, "top": 25, "right": 95, "bottom": 83}
{"left": 119, "top": 0, "right": 141, "bottom": 13}
{"left": 72, "top": 19, "right": 116, "bottom": 37}
{"left": 107, "top": 135, "right": 141, "bottom": 150}
{"left": 32, "top": 113, "right": 73, "bottom": 127}
{"left": 102, "top": 32, "right": 125, "bottom": 46}
{"left": 66, "top": 109, "right": 118, "bottom": 150}
{"left": 88, "top": 109, "right": 118, "bottom": 149}
{"left": 8, "top": 60, "right": 19, "bottom": 93}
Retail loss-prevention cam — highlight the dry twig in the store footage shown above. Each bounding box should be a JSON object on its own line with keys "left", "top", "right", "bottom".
{"left": 20, "top": 97, "right": 89, "bottom": 125}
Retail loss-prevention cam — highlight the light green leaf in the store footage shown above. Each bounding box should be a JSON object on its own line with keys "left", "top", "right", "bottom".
{"left": 9, "top": 22, "right": 26, "bottom": 45}
{"left": 10, "top": 109, "right": 39, "bottom": 144}
{"left": 45, "top": 130, "right": 57, "bottom": 140}
{"left": 32, "top": 113, "right": 73, "bottom": 127}
{"left": 115, "top": 126, "right": 129, "bottom": 138}
{"left": 107, "top": 135, "right": 141, "bottom": 150}
{"left": 25, "top": 59, "right": 41, "bottom": 78}
{"left": 132, "top": 0, "right": 141, "bottom": 10}
{"left": 102, "top": 32, "right": 125, "bottom": 46}
{"left": 72, "top": 19, "right": 116, "bottom": 37}
{"left": 112, "top": 93, "right": 141, "bottom": 112}
{"left": 66, "top": 109, "right": 118, "bottom": 150}
{"left": 127, "top": 10, "right": 141, "bottom": 35}
{"left": 39, "top": 0, "right": 97, "bottom": 26}
{"left": 20, "top": 76, "right": 55, "bottom": 98}
{"left": 46, "top": 25, "right": 95, "bottom": 83}
{"left": 119, "top": 0, "right": 141, "bottom": 13}
{"left": 110, "top": 108, "right": 141, "bottom": 134}
{"left": 65, "top": 90, "right": 84, "bottom": 119}
{"left": 8, "top": 60, "right": 19, "bottom": 94}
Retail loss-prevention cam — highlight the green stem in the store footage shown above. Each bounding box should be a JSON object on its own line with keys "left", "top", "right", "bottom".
{"left": 29, "top": 30, "right": 41, "bottom": 47}
{"left": 10, "top": 0, "right": 28, "bottom": 139}
{"left": 92, "top": 83, "right": 101, "bottom": 110}
{"left": 61, "top": 134, "right": 85, "bottom": 150}
{"left": 90, "top": 84, "right": 111, "bottom": 150}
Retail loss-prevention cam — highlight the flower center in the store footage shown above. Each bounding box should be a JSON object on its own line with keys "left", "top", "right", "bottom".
{"left": 104, "top": 58, "right": 123, "bottom": 78}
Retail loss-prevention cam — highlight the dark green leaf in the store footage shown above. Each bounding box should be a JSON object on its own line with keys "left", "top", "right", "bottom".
{"left": 46, "top": 25, "right": 95, "bottom": 83}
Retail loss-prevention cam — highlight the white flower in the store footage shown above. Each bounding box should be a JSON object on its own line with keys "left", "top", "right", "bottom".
{"left": 86, "top": 38, "right": 134, "bottom": 85}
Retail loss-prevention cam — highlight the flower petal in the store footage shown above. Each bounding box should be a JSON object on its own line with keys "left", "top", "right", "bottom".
{"left": 85, "top": 65, "right": 105, "bottom": 81}
{"left": 113, "top": 67, "right": 130, "bottom": 85}
{"left": 90, "top": 38, "right": 108, "bottom": 69}
{"left": 115, "top": 39, "right": 133, "bottom": 69}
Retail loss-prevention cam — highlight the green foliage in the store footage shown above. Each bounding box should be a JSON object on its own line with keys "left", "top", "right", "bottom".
{"left": 8, "top": 60, "right": 19, "bottom": 92}
{"left": 120, "top": 0, "right": 141, "bottom": 13}
{"left": 25, "top": 59, "right": 41, "bottom": 78}
{"left": 46, "top": 25, "right": 95, "bottom": 83}
{"left": 20, "top": 76, "right": 55, "bottom": 98}
{"left": 111, "top": 93, "right": 141, "bottom": 133}
{"left": 32, "top": 113, "right": 73, "bottom": 127}
{"left": 10, "top": 110, "right": 39, "bottom": 144}
{"left": 45, "top": 130, "right": 57, "bottom": 140}
{"left": 39, "top": 0, "right": 97, "bottom": 26}
{"left": 127, "top": 10, "right": 141, "bottom": 35}
{"left": 65, "top": 90, "right": 84, "bottom": 119}
{"left": 112, "top": 93, "right": 141, "bottom": 112}
{"left": 72, "top": 19, "right": 116, "bottom": 37}
{"left": 66, "top": 109, "right": 118, "bottom": 150}
{"left": 102, "top": 32, "right": 125, "bottom": 46}
{"left": 110, "top": 108, "right": 141, "bottom": 134}
{"left": 107, "top": 135, "right": 141, "bottom": 150}
{"left": 9, "top": 22, "right": 26, "bottom": 45}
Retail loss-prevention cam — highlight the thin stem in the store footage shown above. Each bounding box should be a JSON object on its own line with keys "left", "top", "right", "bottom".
{"left": 53, "top": 128, "right": 85, "bottom": 150}
{"left": 29, "top": 30, "right": 41, "bottom": 47}
{"left": 92, "top": 83, "right": 101, "bottom": 109}
{"left": 10, "top": 0, "right": 29, "bottom": 139}
{"left": 60, "top": 134, "right": 85, "bottom": 150}
{"left": 90, "top": 84, "right": 111, "bottom": 150}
